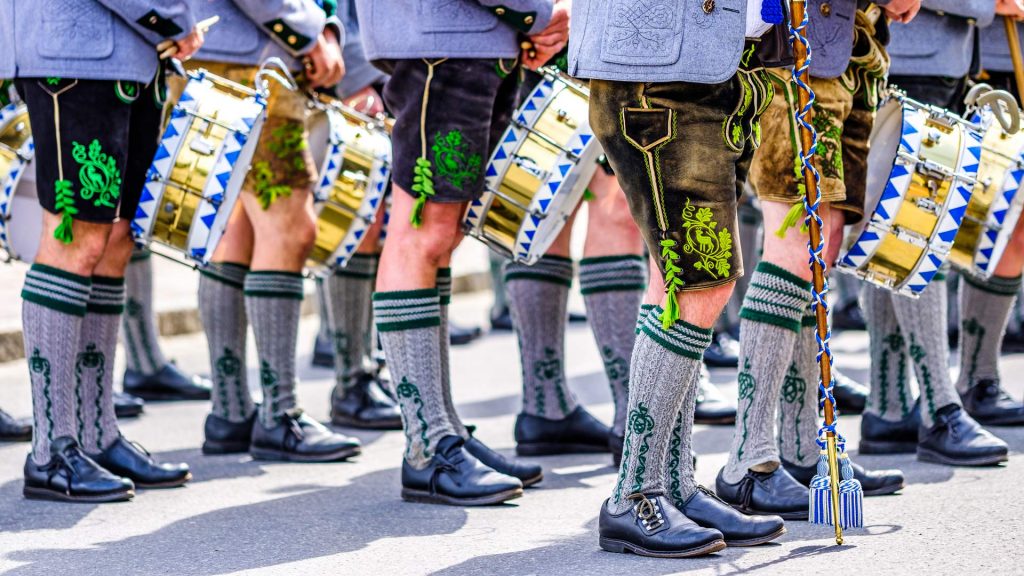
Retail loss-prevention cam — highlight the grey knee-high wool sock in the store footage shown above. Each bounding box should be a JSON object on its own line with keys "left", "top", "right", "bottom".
{"left": 77, "top": 277, "right": 125, "bottom": 454}
{"left": 22, "top": 264, "right": 91, "bottom": 465}
{"left": 200, "top": 263, "right": 253, "bottom": 423}
{"left": 579, "top": 255, "right": 646, "bottom": 437}
{"left": 861, "top": 283, "right": 913, "bottom": 421}
{"left": 778, "top": 305, "right": 821, "bottom": 468}
{"left": 436, "top": 268, "right": 468, "bottom": 438}
{"left": 121, "top": 250, "right": 168, "bottom": 375}
{"left": 607, "top": 308, "right": 713, "bottom": 514}
{"left": 505, "top": 256, "right": 579, "bottom": 420}
{"left": 957, "top": 274, "right": 1021, "bottom": 393}
{"left": 890, "top": 276, "right": 961, "bottom": 428}
{"left": 245, "top": 272, "right": 304, "bottom": 427}
{"left": 314, "top": 276, "right": 332, "bottom": 345}
{"left": 374, "top": 289, "right": 456, "bottom": 468}
{"left": 326, "top": 254, "right": 378, "bottom": 389}
{"left": 723, "top": 262, "right": 811, "bottom": 484}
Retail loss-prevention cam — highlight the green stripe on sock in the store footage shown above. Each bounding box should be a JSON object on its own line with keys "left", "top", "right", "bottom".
{"left": 28, "top": 263, "right": 91, "bottom": 286}
{"left": 579, "top": 255, "right": 645, "bottom": 265}
{"left": 373, "top": 288, "right": 439, "bottom": 302}
{"left": 755, "top": 261, "right": 812, "bottom": 290}
{"left": 739, "top": 307, "right": 802, "bottom": 332}
{"left": 22, "top": 291, "right": 87, "bottom": 317}
{"left": 963, "top": 273, "right": 1022, "bottom": 296}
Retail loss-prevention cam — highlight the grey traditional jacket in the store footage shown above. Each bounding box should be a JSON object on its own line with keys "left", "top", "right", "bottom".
{"left": 0, "top": 0, "right": 195, "bottom": 82}
{"left": 807, "top": 0, "right": 859, "bottom": 78}
{"left": 337, "top": 0, "right": 385, "bottom": 98}
{"left": 355, "top": 0, "right": 554, "bottom": 60}
{"left": 888, "top": 0, "right": 996, "bottom": 78}
{"left": 980, "top": 18, "right": 1024, "bottom": 73}
{"left": 190, "top": 0, "right": 338, "bottom": 70}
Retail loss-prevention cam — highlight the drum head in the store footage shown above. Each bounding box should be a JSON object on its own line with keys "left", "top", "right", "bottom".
{"left": 852, "top": 98, "right": 903, "bottom": 242}
{"left": 307, "top": 109, "right": 331, "bottom": 174}
{"left": 8, "top": 159, "right": 41, "bottom": 262}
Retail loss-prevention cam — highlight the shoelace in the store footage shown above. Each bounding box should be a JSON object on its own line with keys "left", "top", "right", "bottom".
{"left": 625, "top": 493, "right": 664, "bottom": 531}
{"left": 428, "top": 452, "right": 460, "bottom": 495}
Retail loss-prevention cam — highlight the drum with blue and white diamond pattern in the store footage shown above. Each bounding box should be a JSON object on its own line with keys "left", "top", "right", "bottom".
{"left": 0, "top": 101, "right": 41, "bottom": 262}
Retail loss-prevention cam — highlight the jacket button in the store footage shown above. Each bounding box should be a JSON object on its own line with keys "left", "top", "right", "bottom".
{"left": 273, "top": 23, "right": 284, "bottom": 33}
{"left": 702, "top": 0, "right": 715, "bottom": 14}
{"left": 495, "top": 7, "right": 505, "bottom": 15}
{"left": 819, "top": 2, "right": 832, "bottom": 16}
{"left": 149, "top": 15, "right": 158, "bottom": 24}
{"left": 287, "top": 35, "right": 297, "bottom": 45}
{"left": 524, "top": 15, "right": 534, "bottom": 24}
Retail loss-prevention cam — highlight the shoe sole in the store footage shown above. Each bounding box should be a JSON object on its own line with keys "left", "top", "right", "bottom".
{"left": 968, "top": 414, "right": 1024, "bottom": 427}
{"left": 250, "top": 445, "right": 362, "bottom": 463}
{"left": 0, "top": 435, "right": 33, "bottom": 443}
{"left": 114, "top": 408, "right": 144, "bottom": 419}
{"left": 729, "top": 504, "right": 808, "bottom": 522}
{"left": 859, "top": 439, "right": 917, "bottom": 455}
{"left": 202, "top": 440, "right": 252, "bottom": 455}
{"left": 23, "top": 486, "right": 134, "bottom": 503}
{"left": 599, "top": 537, "right": 727, "bottom": 558}
{"left": 136, "top": 472, "right": 192, "bottom": 489}
{"left": 917, "top": 448, "right": 1008, "bottom": 467}
{"left": 521, "top": 472, "right": 544, "bottom": 488}
{"left": 693, "top": 415, "right": 736, "bottom": 426}
{"left": 125, "top": 391, "right": 210, "bottom": 402}
{"left": 725, "top": 526, "right": 787, "bottom": 547}
{"left": 329, "top": 414, "right": 403, "bottom": 431}
{"left": 516, "top": 443, "right": 610, "bottom": 456}
{"left": 863, "top": 480, "right": 904, "bottom": 497}
{"left": 401, "top": 486, "right": 523, "bottom": 506}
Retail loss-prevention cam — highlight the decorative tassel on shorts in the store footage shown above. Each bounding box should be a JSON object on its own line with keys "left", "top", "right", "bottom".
{"left": 774, "top": 201, "right": 809, "bottom": 239}
{"left": 838, "top": 454, "right": 864, "bottom": 528}
{"left": 410, "top": 157, "right": 434, "bottom": 228}
{"left": 659, "top": 238, "right": 683, "bottom": 330}
{"left": 809, "top": 450, "right": 833, "bottom": 526}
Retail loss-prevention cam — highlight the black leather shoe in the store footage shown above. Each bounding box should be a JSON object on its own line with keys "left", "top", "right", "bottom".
{"left": 250, "top": 409, "right": 361, "bottom": 462}
{"left": 598, "top": 494, "right": 726, "bottom": 558}
{"left": 490, "top": 306, "right": 513, "bottom": 331}
{"left": 832, "top": 300, "right": 866, "bottom": 331}
{"left": 703, "top": 331, "right": 739, "bottom": 368}
{"left": 93, "top": 436, "right": 191, "bottom": 488}
{"left": 123, "top": 362, "right": 212, "bottom": 401}
{"left": 860, "top": 403, "right": 920, "bottom": 454}
{"left": 960, "top": 379, "right": 1024, "bottom": 426}
{"left": 0, "top": 408, "right": 31, "bottom": 442}
{"left": 610, "top": 433, "right": 624, "bottom": 468}
{"left": 203, "top": 411, "right": 257, "bottom": 455}
{"left": 311, "top": 332, "right": 334, "bottom": 368}
{"left": 449, "top": 321, "right": 483, "bottom": 346}
{"left": 695, "top": 367, "right": 736, "bottom": 425}
{"left": 823, "top": 369, "right": 867, "bottom": 415}
{"left": 330, "top": 373, "right": 402, "bottom": 430}
{"left": 917, "top": 404, "right": 1008, "bottom": 466}
{"left": 464, "top": 426, "right": 543, "bottom": 487}
{"left": 114, "top": 391, "right": 145, "bottom": 419}
{"left": 679, "top": 486, "right": 786, "bottom": 546}
{"left": 23, "top": 437, "right": 134, "bottom": 503}
{"left": 715, "top": 466, "right": 808, "bottom": 520}
{"left": 515, "top": 406, "right": 611, "bottom": 456}
{"left": 782, "top": 458, "right": 904, "bottom": 496}
{"left": 568, "top": 311, "right": 587, "bottom": 324}
{"left": 401, "top": 435, "right": 523, "bottom": 505}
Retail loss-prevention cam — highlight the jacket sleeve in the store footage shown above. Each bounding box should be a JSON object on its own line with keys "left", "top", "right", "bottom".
{"left": 96, "top": 0, "right": 196, "bottom": 45}
{"left": 231, "top": 0, "right": 331, "bottom": 57}
{"left": 472, "top": 0, "right": 555, "bottom": 35}
{"left": 922, "top": 0, "right": 996, "bottom": 27}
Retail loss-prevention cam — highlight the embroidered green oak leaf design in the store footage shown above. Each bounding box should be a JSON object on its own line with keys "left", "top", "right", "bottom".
{"left": 680, "top": 198, "right": 733, "bottom": 280}
{"left": 29, "top": 349, "right": 54, "bottom": 441}
{"left": 432, "top": 130, "right": 481, "bottom": 190}
{"left": 410, "top": 158, "right": 435, "bottom": 228}
{"left": 75, "top": 343, "right": 106, "bottom": 450}
{"left": 252, "top": 161, "right": 292, "bottom": 210}
{"left": 396, "top": 377, "right": 431, "bottom": 458}
{"left": 602, "top": 346, "right": 629, "bottom": 384}
{"left": 268, "top": 123, "right": 308, "bottom": 173}
{"left": 736, "top": 358, "right": 756, "bottom": 460}
{"left": 53, "top": 179, "right": 78, "bottom": 243}
{"left": 71, "top": 140, "right": 121, "bottom": 209}
{"left": 214, "top": 347, "right": 242, "bottom": 419}
{"left": 811, "top": 104, "right": 844, "bottom": 180}
{"left": 628, "top": 403, "right": 656, "bottom": 494}
{"left": 781, "top": 362, "right": 807, "bottom": 461}
{"left": 659, "top": 237, "right": 684, "bottom": 328}
{"left": 534, "top": 347, "right": 570, "bottom": 415}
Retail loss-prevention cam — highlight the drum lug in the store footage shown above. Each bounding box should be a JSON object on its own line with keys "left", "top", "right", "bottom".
{"left": 555, "top": 109, "right": 578, "bottom": 129}
{"left": 189, "top": 135, "right": 216, "bottom": 156}
{"left": 914, "top": 196, "right": 940, "bottom": 215}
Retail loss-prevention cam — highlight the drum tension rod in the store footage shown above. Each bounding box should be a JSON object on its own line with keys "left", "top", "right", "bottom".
{"left": 485, "top": 185, "right": 548, "bottom": 218}
{"left": 510, "top": 120, "right": 580, "bottom": 160}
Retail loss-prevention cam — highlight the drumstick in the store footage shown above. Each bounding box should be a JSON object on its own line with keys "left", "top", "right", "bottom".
{"left": 157, "top": 16, "right": 220, "bottom": 60}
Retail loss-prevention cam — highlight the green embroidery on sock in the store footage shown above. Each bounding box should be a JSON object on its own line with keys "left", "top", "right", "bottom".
{"left": 71, "top": 140, "right": 121, "bottom": 209}
{"left": 680, "top": 198, "right": 733, "bottom": 280}
{"left": 332, "top": 330, "right": 353, "bottom": 386}
{"left": 432, "top": 130, "right": 481, "bottom": 190}
{"left": 736, "top": 358, "right": 756, "bottom": 460}
{"left": 215, "top": 348, "right": 242, "bottom": 420}
{"left": 962, "top": 318, "right": 985, "bottom": 388}
{"left": 396, "top": 377, "right": 431, "bottom": 458}
{"left": 75, "top": 343, "right": 106, "bottom": 451}
{"left": 53, "top": 179, "right": 77, "bottom": 243}
{"left": 29, "top": 349, "right": 54, "bottom": 442}
{"left": 601, "top": 346, "right": 629, "bottom": 408}
{"left": 628, "top": 403, "right": 656, "bottom": 494}
{"left": 667, "top": 412, "right": 683, "bottom": 505}
{"left": 126, "top": 298, "right": 160, "bottom": 373}
{"left": 781, "top": 362, "right": 807, "bottom": 462}
{"left": 534, "top": 347, "right": 569, "bottom": 416}
{"left": 252, "top": 161, "right": 292, "bottom": 210}
{"left": 260, "top": 360, "right": 280, "bottom": 424}
{"left": 410, "top": 157, "right": 435, "bottom": 228}
{"left": 908, "top": 334, "right": 934, "bottom": 417}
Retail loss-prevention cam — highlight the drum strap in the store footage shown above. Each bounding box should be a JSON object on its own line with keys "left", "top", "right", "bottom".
{"left": 410, "top": 58, "right": 449, "bottom": 228}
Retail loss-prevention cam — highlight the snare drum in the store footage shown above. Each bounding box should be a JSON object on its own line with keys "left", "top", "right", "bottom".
{"left": 305, "top": 97, "right": 391, "bottom": 275}
{"left": 132, "top": 69, "right": 267, "bottom": 265}
{"left": 838, "top": 91, "right": 982, "bottom": 297}
{"left": 0, "top": 102, "right": 42, "bottom": 262}
{"left": 463, "top": 69, "right": 601, "bottom": 264}
{"left": 948, "top": 108, "right": 1024, "bottom": 279}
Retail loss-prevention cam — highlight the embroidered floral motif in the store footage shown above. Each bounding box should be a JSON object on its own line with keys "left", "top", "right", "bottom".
{"left": 396, "top": 377, "right": 431, "bottom": 458}
{"left": 680, "top": 198, "right": 733, "bottom": 280}
{"left": 627, "top": 403, "right": 656, "bottom": 494}
{"left": 46, "top": 77, "right": 61, "bottom": 86}
{"left": 659, "top": 237, "right": 685, "bottom": 329}
{"left": 781, "top": 363, "right": 807, "bottom": 461}
{"left": 604, "top": 0, "right": 680, "bottom": 63}
{"left": 71, "top": 139, "right": 121, "bottom": 209}
{"left": 53, "top": 179, "right": 77, "bottom": 243}
{"left": 215, "top": 348, "right": 242, "bottom": 419}
{"left": 736, "top": 358, "right": 755, "bottom": 460}
{"left": 252, "top": 161, "right": 291, "bottom": 210}
{"left": 811, "top": 104, "right": 844, "bottom": 180}
{"left": 75, "top": 343, "right": 106, "bottom": 451}
{"left": 432, "top": 130, "right": 481, "bottom": 190}
{"left": 410, "top": 158, "right": 435, "bottom": 228}
{"left": 260, "top": 360, "right": 280, "bottom": 422}
{"left": 29, "top": 349, "right": 54, "bottom": 441}
{"left": 602, "top": 346, "right": 629, "bottom": 408}
{"left": 667, "top": 412, "right": 683, "bottom": 504}
{"left": 908, "top": 334, "right": 934, "bottom": 416}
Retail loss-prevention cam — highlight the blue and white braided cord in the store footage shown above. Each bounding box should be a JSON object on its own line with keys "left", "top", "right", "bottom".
{"left": 789, "top": 5, "right": 844, "bottom": 451}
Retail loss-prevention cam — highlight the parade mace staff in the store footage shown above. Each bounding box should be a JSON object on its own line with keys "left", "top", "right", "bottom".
{"left": 788, "top": 0, "right": 864, "bottom": 545}
{"left": 1004, "top": 15, "right": 1024, "bottom": 103}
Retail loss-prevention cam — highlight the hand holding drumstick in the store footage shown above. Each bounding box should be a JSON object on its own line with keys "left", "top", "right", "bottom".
{"left": 156, "top": 16, "right": 218, "bottom": 61}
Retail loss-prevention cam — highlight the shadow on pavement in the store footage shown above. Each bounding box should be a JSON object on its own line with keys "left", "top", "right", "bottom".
{"left": 3, "top": 468, "right": 471, "bottom": 575}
